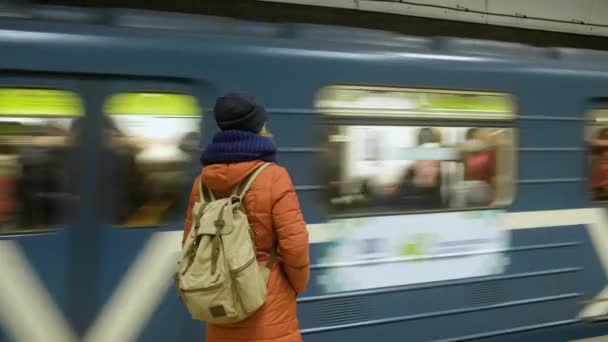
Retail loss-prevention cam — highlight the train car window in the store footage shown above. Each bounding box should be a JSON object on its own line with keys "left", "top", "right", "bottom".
{"left": 317, "top": 85, "right": 515, "bottom": 215}
{"left": 102, "top": 92, "right": 202, "bottom": 228}
{"left": 0, "top": 88, "right": 83, "bottom": 233}
{"left": 586, "top": 109, "right": 608, "bottom": 202}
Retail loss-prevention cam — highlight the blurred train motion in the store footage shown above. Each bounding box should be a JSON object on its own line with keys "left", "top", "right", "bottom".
{"left": 2, "top": 4, "right": 608, "bottom": 342}
{"left": 0, "top": 90, "right": 200, "bottom": 231}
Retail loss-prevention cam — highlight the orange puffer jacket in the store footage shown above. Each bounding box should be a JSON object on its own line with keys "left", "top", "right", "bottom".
{"left": 183, "top": 160, "right": 310, "bottom": 342}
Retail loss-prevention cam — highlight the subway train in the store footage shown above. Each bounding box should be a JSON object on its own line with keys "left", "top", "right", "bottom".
{"left": 2, "top": 5, "right": 608, "bottom": 342}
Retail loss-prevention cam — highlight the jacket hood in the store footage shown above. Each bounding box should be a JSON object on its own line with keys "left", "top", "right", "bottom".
{"left": 201, "top": 160, "right": 265, "bottom": 194}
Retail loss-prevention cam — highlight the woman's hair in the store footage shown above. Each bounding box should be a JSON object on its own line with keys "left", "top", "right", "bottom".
{"left": 598, "top": 127, "right": 608, "bottom": 140}
{"left": 465, "top": 128, "right": 481, "bottom": 140}
{"left": 258, "top": 125, "right": 272, "bottom": 137}
{"left": 418, "top": 127, "right": 441, "bottom": 145}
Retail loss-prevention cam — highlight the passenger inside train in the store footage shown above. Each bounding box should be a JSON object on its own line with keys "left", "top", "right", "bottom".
{"left": 589, "top": 127, "right": 608, "bottom": 201}
{"left": 0, "top": 88, "right": 202, "bottom": 233}
{"left": 0, "top": 114, "right": 75, "bottom": 231}
{"left": 66, "top": 115, "right": 142, "bottom": 225}
{"left": 323, "top": 124, "right": 508, "bottom": 214}
{"left": 458, "top": 127, "right": 496, "bottom": 207}
{"left": 391, "top": 127, "right": 446, "bottom": 211}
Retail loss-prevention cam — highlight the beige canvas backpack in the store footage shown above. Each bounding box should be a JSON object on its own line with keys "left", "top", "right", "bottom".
{"left": 175, "top": 163, "right": 275, "bottom": 323}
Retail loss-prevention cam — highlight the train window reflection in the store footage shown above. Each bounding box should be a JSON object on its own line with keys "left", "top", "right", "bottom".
{"left": 0, "top": 88, "right": 83, "bottom": 233}
{"left": 102, "top": 92, "right": 202, "bottom": 227}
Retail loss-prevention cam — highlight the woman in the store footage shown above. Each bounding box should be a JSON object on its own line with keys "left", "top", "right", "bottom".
{"left": 182, "top": 93, "right": 310, "bottom": 342}
{"left": 590, "top": 128, "right": 608, "bottom": 200}
{"left": 392, "top": 127, "right": 445, "bottom": 210}
{"left": 461, "top": 128, "right": 496, "bottom": 206}
{"left": 463, "top": 128, "right": 495, "bottom": 185}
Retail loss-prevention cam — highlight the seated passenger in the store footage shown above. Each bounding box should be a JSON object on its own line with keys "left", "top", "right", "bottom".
{"left": 392, "top": 128, "right": 445, "bottom": 210}
{"left": 163, "top": 131, "right": 202, "bottom": 223}
{"left": 452, "top": 180, "right": 492, "bottom": 208}
{"left": 461, "top": 128, "right": 496, "bottom": 206}
{"left": 588, "top": 128, "right": 608, "bottom": 148}
{"left": 65, "top": 116, "right": 142, "bottom": 225}
{"left": 322, "top": 129, "right": 342, "bottom": 205}
{"left": 0, "top": 150, "right": 18, "bottom": 230}
{"left": 16, "top": 124, "right": 66, "bottom": 228}
{"left": 590, "top": 128, "right": 608, "bottom": 200}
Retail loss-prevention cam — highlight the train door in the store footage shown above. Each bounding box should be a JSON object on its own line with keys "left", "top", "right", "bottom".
{"left": 83, "top": 78, "right": 213, "bottom": 342}
{"left": 0, "top": 74, "right": 93, "bottom": 342}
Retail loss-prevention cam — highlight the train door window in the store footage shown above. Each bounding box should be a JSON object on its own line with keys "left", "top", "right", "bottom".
{"left": 316, "top": 85, "right": 516, "bottom": 216}
{"left": 586, "top": 108, "right": 608, "bottom": 202}
{"left": 102, "top": 92, "right": 202, "bottom": 227}
{"left": 0, "top": 88, "right": 83, "bottom": 233}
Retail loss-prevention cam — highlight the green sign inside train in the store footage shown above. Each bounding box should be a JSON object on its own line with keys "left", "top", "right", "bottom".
{"left": 421, "top": 93, "right": 512, "bottom": 112}
{"left": 105, "top": 92, "right": 201, "bottom": 117}
{"left": 0, "top": 88, "right": 83, "bottom": 116}
{"left": 317, "top": 86, "right": 514, "bottom": 113}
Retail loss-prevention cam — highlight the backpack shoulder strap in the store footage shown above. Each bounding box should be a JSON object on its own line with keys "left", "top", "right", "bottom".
{"left": 234, "top": 163, "right": 272, "bottom": 198}
{"left": 231, "top": 162, "right": 277, "bottom": 273}
{"left": 197, "top": 176, "right": 216, "bottom": 203}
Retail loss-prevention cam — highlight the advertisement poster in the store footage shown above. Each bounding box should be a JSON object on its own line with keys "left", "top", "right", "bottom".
{"left": 313, "top": 210, "right": 509, "bottom": 293}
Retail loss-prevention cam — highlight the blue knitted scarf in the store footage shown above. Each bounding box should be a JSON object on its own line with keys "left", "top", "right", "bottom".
{"left": 200, "top": 130, "right": 277, "bottom": 165}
